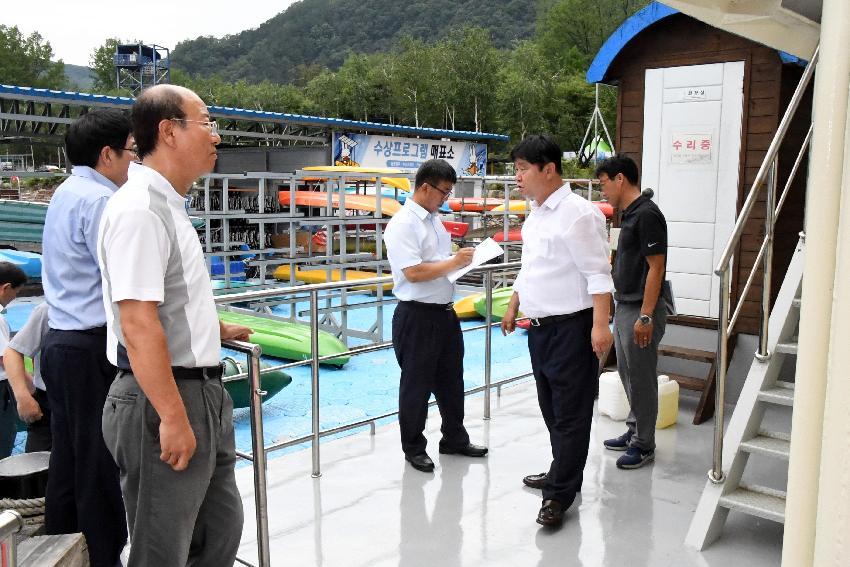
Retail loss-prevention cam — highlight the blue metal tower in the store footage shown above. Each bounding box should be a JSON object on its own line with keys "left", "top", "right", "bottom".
{"left": 114, "top": 43, "right": 170, "bottom": 96}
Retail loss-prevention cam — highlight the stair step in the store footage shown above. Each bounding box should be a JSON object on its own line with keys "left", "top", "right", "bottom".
{"left": 657, "top": 345, "right": 716, "bottom": 363}
{"left": 775, "top": 342, "right": 798, "bottom": 355}
{"left": 758, "top": 383, "right": 795, "bottom": 406}
{"left": 740, "top": 432, "right": 791, "bottom": 460}
{"left": 719, "top": 485, "right": 786, "bottom": 523}
{"left": 792, "top": 298, "right": 801, "bottom": 309}
{"left": 665, "top": 372, "right": 706, "bottom": 392}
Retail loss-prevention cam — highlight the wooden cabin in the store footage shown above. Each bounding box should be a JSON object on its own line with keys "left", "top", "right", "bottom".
{"left": 587, "top": 2, "right": 812, "bottom": 335}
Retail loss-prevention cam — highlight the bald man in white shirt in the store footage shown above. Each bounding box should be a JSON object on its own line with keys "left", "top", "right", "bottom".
{"left": 501, "top": 135, "right": 614, "bottom": 527}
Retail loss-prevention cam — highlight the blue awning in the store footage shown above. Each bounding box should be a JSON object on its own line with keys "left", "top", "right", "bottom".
{"left": 586, "top": 1, "right": 807, "bottom": 85}
{"left": 0, "top": 84, "right": 509, "bottom": 142}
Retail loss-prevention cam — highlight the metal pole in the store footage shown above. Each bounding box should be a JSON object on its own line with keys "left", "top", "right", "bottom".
{"left": 0, "top": 510, "right": 23, "bottom": 565}
{"left": 310, "top": 289, "right": 322, "bottom": 477}
{"left": 246, "top": 343, "right": 271, "bottom": 567}
{"left": 483, "top": 271, "right": 493, "bottom": 420}
{"left": 709, "top": 268, "right": 730, "bottom": 483}
{"left": 757, "top": 159, "right": 777, "bottom": 360}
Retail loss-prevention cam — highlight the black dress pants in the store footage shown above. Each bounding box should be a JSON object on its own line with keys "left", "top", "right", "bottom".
{"left": 25, "top": 388, "right": 52, "bottom": 453}
{"left": 527, "top": 308, "right": 596, "bottom": 507}
{"left": 392, "top": 301, "right": 470, "bottom": 456}
{"left": 41, "top": 328, "right": 127, "bottom": 567}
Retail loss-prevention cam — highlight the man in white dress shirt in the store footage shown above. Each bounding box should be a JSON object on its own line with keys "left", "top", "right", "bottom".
{"left": 384, "top": 159, "right": 488, "bottom": 473}
{"left": 501, "top": 135, "right": 614, "bottom": 527}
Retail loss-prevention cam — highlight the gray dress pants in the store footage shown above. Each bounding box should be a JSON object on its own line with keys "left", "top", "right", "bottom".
{"left": 102, "top": 371, "right": 243, "bottom": 567}
{"left": 613, "top": 301, "right": 667, "bottom": 451}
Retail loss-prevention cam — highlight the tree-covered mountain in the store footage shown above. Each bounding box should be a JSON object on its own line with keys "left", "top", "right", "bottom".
{"left": 64, "top": 63, "right": 94, "bottom": 90}
{"left": 172, "top": 0, "right": 538, "bottom": 83}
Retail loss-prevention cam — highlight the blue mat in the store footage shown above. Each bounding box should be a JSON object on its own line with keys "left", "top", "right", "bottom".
{"left": 4, "top": 294, "right": 534, "bottom": 459}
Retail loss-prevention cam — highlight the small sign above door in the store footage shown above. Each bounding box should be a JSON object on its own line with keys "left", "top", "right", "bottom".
{"left": 683, "top": 87, "right": 708, "bottom": 100}
{"left": 670, "top": 133, "right": 713, "bottom": 164}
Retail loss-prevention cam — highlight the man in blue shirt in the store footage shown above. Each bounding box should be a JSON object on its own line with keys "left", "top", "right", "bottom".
{"left": 41, "top": 109, "right": 134, "bottom": 567}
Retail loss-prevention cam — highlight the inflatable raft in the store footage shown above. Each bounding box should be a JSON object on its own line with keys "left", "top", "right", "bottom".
{"left": 218, "top": 310, "right": 350, "bottom": 367}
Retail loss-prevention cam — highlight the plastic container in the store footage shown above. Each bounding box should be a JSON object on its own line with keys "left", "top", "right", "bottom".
{"left": 656, "top": 375, "right": 680, "bottom": 429}
{"left": 598, "top": 371, "right": 630, "bottom": 421}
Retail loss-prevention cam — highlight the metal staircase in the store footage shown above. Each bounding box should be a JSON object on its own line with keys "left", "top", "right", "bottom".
{"left": 685, "top": 46, "right": 819, "bottom": 549}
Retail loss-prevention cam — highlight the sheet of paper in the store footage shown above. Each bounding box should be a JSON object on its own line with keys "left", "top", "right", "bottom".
{"left": 447, "top": 237, "right": 505, "bottom": 283}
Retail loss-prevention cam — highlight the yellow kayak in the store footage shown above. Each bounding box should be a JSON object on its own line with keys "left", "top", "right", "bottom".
{"left": 454, "top": 293, "right": 484, "bottom": 319}
{"left": 273, "top": 265, "right": 393, "bottom": 292}
{"left": 491, "top": 200, "right": 532, "bottom": 213}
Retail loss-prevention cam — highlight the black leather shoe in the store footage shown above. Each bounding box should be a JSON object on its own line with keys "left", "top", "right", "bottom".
{"left": 523, "top": 472, "right": 548, "bottom": 489}
{"left": 405, "top": 452, "right": 435, "bottom": 472}
{"left": 536, "top": 499, "right": 564, "bottom": 527}
{"left": 438, "top": 443, "right": 489, "bottom": 457}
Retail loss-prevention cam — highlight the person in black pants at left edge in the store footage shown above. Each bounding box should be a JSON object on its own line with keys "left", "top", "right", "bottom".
{"left": 40, "top": 109, "right": 135, "bottom": 567}
{"left": 383, "top": 158, "right": 488, "bottom": 473}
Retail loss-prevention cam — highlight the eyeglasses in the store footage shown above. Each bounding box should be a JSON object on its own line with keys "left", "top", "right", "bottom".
{"left": 170, "top": 118, "right": 220, "bottom": 136}
{"left": 123, "top": 147, "right": 137, "bottom": 155}
{"left": 427, "top": 182, "right": 453, "bottom": 198}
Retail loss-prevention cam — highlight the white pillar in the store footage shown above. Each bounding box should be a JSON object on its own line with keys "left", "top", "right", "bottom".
{"left": 812, "top": 80, "right": 850, "bottom": 566}
{"left": 782, "top": 0, "right": 850, "bottom": 565}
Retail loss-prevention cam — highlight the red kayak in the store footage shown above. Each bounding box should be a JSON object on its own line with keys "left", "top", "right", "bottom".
{"left": 493, "top": 229, "right": 522, "bottom": 242}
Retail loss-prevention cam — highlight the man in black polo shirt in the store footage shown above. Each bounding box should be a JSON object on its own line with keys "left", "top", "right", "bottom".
{"left": 596, "top": 155, "right": 668, "bottom": 470}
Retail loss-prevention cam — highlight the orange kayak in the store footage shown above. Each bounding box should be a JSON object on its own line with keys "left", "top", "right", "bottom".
{"left": 278, "top": 191, "right": 402, "bottom": 216}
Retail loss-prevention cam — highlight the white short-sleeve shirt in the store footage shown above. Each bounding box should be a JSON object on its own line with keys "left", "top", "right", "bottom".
{"left": 98, "top": 164, "right": 221, "bottom": 369}
{"left": 383, "top": 199, "right": 454, "bottom": 304}
{"left": 513, "top": 184, "right": 614, "bottom": 318}
{"left": 8, "top": 302, "right": 49, "bottom": 390}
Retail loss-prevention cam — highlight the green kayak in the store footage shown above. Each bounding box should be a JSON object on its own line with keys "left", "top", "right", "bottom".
{"left": 221, "top": 354, "right": 292, "bottom": 409}
{"left": 218, "top": 310, "right": 350, "bottom": 367}
{"left": 473, "top": 287, "right": 518, "bottom": 321}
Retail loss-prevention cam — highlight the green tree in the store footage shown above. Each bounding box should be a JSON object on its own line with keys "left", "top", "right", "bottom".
{"left": 90, "top": 38, "right": 124, "bottom": 92}
{"left": 0, "top": 25, "right": 65, "bottom": 88}
{"left": 536, "top": 0, "right": 648, "bottom": 68}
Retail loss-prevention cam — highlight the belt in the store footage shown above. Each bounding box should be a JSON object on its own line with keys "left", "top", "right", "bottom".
{"left": 401, "top": 300, "right": 455, "bottom": 311}
{"left": 528, "top": 308, "right": 592, "bottom": 327}
{"left": 172, "top": 364, "right": 224, "bottom": 380}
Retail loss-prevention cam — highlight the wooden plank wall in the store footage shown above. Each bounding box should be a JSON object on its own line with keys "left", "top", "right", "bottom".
{"left": 605, "top": 14, "right": 810, "bottom": 335}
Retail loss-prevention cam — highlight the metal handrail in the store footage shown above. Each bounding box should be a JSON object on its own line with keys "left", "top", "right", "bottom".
{"left": 223, "top": 340, "right": 270, "bottom": 567}
{"left": 0, "top": 510, "right": 24, "bottom": 566}
{"left": 708, "top": 46, "right": 818, "bottom": 484}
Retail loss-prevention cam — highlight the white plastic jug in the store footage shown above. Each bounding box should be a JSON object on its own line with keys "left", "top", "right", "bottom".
{"left": 656, "top": 375, "right": 679, "bottom": 429}
{"left": 598, "top": 371, "right": 630, "bottom": 421}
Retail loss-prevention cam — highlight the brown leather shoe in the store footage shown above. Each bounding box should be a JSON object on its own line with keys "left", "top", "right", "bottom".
{"left": 523, "top": 472, "right": 548, "bottom": 489}
{"left": 405, "top": 452, "right": 435, "bottom": 472}
{"left": 536, "top": 499, "right": 564, "bottom": 527}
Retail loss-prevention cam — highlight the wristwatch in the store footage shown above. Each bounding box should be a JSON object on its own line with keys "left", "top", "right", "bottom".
{"left": 638, "top": 314, "right": 653, "bottom": 326}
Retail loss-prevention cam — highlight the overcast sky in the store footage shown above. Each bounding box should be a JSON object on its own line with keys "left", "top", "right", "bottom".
{"left": 3, "top": 0, "right": 300, "bottom": 67}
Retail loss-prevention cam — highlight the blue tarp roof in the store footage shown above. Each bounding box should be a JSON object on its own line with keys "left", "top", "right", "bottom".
{"left": 0, "top": 84, "right": 509, "bottom": 142}
{"left": 586, "top": 1, "right": 807, "bottom": 84}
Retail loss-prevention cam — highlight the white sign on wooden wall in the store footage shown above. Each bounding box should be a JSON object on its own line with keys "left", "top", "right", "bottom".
{"left": 670, "top": 133, "right": 713, "bottom": 164}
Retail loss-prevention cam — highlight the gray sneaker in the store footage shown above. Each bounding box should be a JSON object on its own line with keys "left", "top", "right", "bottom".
{"left": 603, "top": 431, "right": 633, "bottom": 451}
{"left": 616, "top": 447, "right": 655, "bottom": 469}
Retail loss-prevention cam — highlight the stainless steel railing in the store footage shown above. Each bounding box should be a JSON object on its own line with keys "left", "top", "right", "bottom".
{"left": 0, "top": 510, "right": 23, "bottom": 566}
{"left": 222, "top": 340, "right": 270, "bottom": 567}
{"left": 709, "top": 46, "right": 818, "bottom": 483}
{"left": 216, "top": 261, "right": 527, "bottom": 567}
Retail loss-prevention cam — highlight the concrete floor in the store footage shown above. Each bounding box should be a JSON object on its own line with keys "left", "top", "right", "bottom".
{"left": 234, "top": 381, "right": 783, "bottom": 567}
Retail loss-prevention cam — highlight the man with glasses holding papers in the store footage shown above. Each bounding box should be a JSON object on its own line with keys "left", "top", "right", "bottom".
{"left": 384, "top": 159, "right": 489, "bottom": 473}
